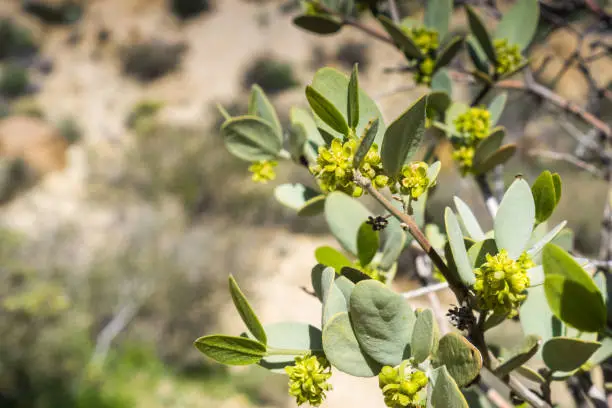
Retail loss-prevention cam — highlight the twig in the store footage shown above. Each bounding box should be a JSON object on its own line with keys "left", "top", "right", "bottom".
{"left": 388, "top": 0, "right": 400, "bottom": 24}
{"left": 528, "top": 149, "right": 604, "bottom": 177}
{"left": 353, "top": 171, "right": 469, "bottom": 303}
{"left": 475, "top": 174, "right": 499, "bottom": 217}
{"left": 402, "top": 281, "right": 449, "bottom": 299}
{"left": 315, "top": 3, "right": 395, "bottom": 45}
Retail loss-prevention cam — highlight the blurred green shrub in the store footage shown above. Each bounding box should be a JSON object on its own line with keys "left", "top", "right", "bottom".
{"left": 57, "top": 117, "right": 83, "bottom": 144}
{"left": 10, "top": 97, "right": 45, "bottom": 118}
{"left": 242, "top": 55, "right": 298, "bottom": 95}
{"left": 0, "top": 64, "right": 30, "bottom": 98}
{"left": 0, "top": 19, "right": 38, "bottom": 60}
{"left": 126, "top": 100, "right": 164, "bottom": 133}
{"left": 22, "top": 0, "right": 83, "bottom": 25}
{"left": 120, "top": 40, "right": 186, "bottom": 83}
{"left": 170, "top": 0, "right": 212, "bottom": 20}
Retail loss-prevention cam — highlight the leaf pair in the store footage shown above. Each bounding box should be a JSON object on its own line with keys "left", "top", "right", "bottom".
{"left": 531, "top": 170, "right": 562, "bottom": 224}
{"left": 221, "top": 86, "right": 284, "bottom": 162}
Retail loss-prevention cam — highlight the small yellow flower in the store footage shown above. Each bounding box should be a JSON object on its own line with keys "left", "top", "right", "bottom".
{"left": 286, "top": 353, "right": 333, "bottom": 407}
{"left": 473, "top": 249, "right": 532, "bottom": 317}
{"left": 310, "top": 139, "right": 388, "bottom": 196}
{"left": 494, "top": 39, "right": 525, "bottom": 77}
{"left": 378, "top": 365, "right": 428, "bottom": 408}
{"left": 414, "top": 58, "right": 435, "bottom": 85}
{"left": 248, "top": 160, "right": 277, "bottom": 183}
{"left": 403, "top": 27, "right": 439, "bottom": 56}
{"left": 399, "top": 162, "right": 430, "bottom": 199}
{"left": 451, "top": 146, "right": 475, "bottom": 175}
{"left": 354, "top": 261, "right": 386, "bottom": 283}
{"left": 454, "top": 107, "right": 491, "bottom": 142}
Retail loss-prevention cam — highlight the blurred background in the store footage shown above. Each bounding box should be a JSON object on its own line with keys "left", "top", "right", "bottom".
{"left": 0, "top": 0, "right": 610, "bottom": 407}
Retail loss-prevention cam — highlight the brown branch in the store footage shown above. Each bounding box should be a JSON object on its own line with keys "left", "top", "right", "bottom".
{"left": 528, "top": 149, "right": 604, "bottom": 177}
{"left": 497, "top": 79, "right": 612, "bottom": 139}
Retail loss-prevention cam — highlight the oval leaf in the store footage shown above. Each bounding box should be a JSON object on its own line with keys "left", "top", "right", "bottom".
{"left": 531, "top": 171, "right": 557, "bottom": 223}
{"left": 430, "top": 366, "right": 469, "bottom": 408}
{"left": 325, "top": 191, "right": 372, "bottom": 256}
{"left": 542, "top": 337, "right": 600, "bottom": 372}
{"left": 222, "top": 116, "right": 282, "bottom": 161}
{"left": 248, "top": 322, "right": 323, "bottom": 373}
{"left": 357, "top": 222, "right": 379, "bottom": 266}
{"left": 465, "top": 6, "right": 496, "bottom": 63}
{"left": 229, "top": 276, "right": 267, "bottom": 344}
{"left": 494, "top": 178, "right": 535, "bottom": 259}
{"left": 494, "top": 0, "right": 539, "bottom": 51}
{"left": 519, "top": 285, "right": 562, "bottom": 351}
{"left": 445, "top": 208, "right": 476, "bottom": 286}
{"left": 472, "top": 127, "right": 505, "bottom": 167}
{"left": 411, "top": 308, "right": 440, "bottom": 364}
{"left": 382, "top": 94, "right": 428, "bottom": 175}
{"left": 542, "top": 244, "right": 606, "bottom": 332}
{"left": 298, "top": 195, "right": 326, "bottom": 216}
{"left": 432, "top": 333, "right": 482, "bottom": 387}
{"left": 293, "top": 14, "right": 343, "bottom": 35}
{"left": 349, "top": 280, "right": 416, "bottom": 366}
{"left": 315, "top": 246, "right": 353, "bottom": 272}
{"left": 435, "top": 36, "right": 463, "bottom": 71}
{"left": 424, "top": 0, "right": 453, "bottom": 40}
{"left": 194, "top": 335, "right": 266, "bottom": 366}
{"left": 275, "top": 183, "right": 321, "bottom": 211}
{"left": 473, "top": 144, "right": 515, "bottom": 174}
{"left": 323, "top": 312, "right": 382, "bottom": 377}
{"left": 248, "top": 84, "right": 282, "bottom": 139}
{"left": 493, "top": 335, "right": 541, "bottom": 377}
{"left": 306, "top": 85, "right": 349, "bottom": 135}
{"left": 431, "top": 69, "right": 453, "bottom": 97}
{"left": 454, "top": 197, "right": 486, "bottom": 241}
{"left": 487, "top": 92, "right": 507, "bottom": 126}
{"left": 378, "top": 16, "right": 424, "bottom": 59}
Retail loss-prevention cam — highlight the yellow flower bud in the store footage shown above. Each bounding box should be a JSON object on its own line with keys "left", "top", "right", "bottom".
{"left": 248, "top": 160, "right": 278, "bottom": 183}
{"left": 285, "top": 353, "right": 333, "bottom": 407}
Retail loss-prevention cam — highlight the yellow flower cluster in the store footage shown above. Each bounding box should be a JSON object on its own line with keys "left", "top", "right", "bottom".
{"left": 451, "top": 107, "right": 492, "bottom": 174}
{"left": 378, "top": 365, "right": 428, "bottom": 408}
{"left": 286, "top": 353, "right": 333, "bottom": 407}
{"left": 310, "top": 139, "right": 388, "bottom": 197}
{"left": 494, "top": 39, "right": 525, "bottom": 77}
{"left": 248, "top": 160, "right": 278, "bottom": 183}
{"left": 355, "top": 262, "right": 386, "bottom": 283}
{"left": 473, "top": 250, "right": 534, "bottom": 317}
{"left": 399, "top": 162, "right": 430, "bottom": 199}
{"left": 403, "top": 27, "right": 439, "bottom": 86}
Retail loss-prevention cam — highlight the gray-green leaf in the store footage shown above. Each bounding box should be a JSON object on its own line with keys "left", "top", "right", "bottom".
{"left": 465, "top": 6, "right": 496, "bottom": 63}
{"left": 306, "top": 85, "right": 349, "bottom": 135}
{"left": 325, "top": 191, "right": 373, "bottom": 256}
{"left": 445, "top": 208, "right": 476, "bottom": 286}
{"left": 222, "top": 116, "right": 282, "bottom": 161}
{"left": 229, "top": 275, "right": 267, "bottom": 344}
{"left": 411, "top": 308, "right": 440, "bottom": 364}
{"left": 494, "top": 178, "right": 535, "bottom": 259}
{"left": 494, "top": 0, "right": 539, "bottom": 51}
{"left": 248, "top": 84, "right": 282, "bottom": 139}
{"left": 542, "top": 337, "right": 600, "bottom": 372}
{"left": 194, "top": 335, "right": 266, "bottom": 366}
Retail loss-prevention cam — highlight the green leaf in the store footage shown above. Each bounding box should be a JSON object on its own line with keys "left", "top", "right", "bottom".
{"left": 293, "top": 14, "right": 343, "bottom": 35}
{"left": 552, "top": 173, "right": 562, "bottom": 204}
{"left": 221, "top": 116, "right": 282, "bottom": 161}
{"left": 543, "top": 244, "right": 606, "bottom": 332}
{"left": 494, "top": 0, "right": 539, "bottom": 51}
{"left": 465, "top": 6, "right": 496, "bottom": 63}
{"left": 322, "top": 268, "right": 348, "bottom": 325}
{"left": 494, "top": 178, "right": 535, "bottom": 259}
{"left": 298, "top": 195, "right": 326, "bottom": 217}
{"left": 325, "top": 191, "right": 372, "bottom": 256}
{"left": 340, "top": 266, "right": 372, "bottom": 284}
{"left": 467, "top": 239, "right": 498, "bottom": 268}
{"left": 585, "top": 337, "right": 612, "bottom": 368}
{"left": 430, "top": 366, "right": 469, "bottom": 408}
{"left": 248, "top": 322, "right": 322, "bottom": 373}
{"left": 353, "top": 118, "right": 379, "bottom": 169}
{"left": 527, "top": 265, "right": 544, "bottom": 286}
{"left": 520, "top": 285, "right": 562, "bottom": 351}
{"left": 357, "top": 222, "right": 379, "bottom": 266}
{"left": 311, "top": 67, "right": 386, "bottom": 143}
{"left": 311, "top": 264, "right": 327, "bottom": 302}
{"left": 381, "top": 94, "right": 428, "bottom": 175}
{"left": 445, "top": 208, "right": 476, "bottom": 286}
{"left": 487, "top": 92, "right": 507, "bottom": 126}
{"left": 411, "top": 308, "right": 440, "bottom": 363}
{"left": 347, "top": 64, "right": 359, "bottom": 129}
{"left": 335, "top": 275, "right": 356, "bottom": 302}
{"left": 379, "top": 202, "right": 407, "bottom": 271}
{"left": 323, "top": 312, "right": 382, "bottom": 377}
{"left": 527, "top": 221, "right": 567, "bottom": 260}
{"left": 378, "top": 16, "right": 424, "bottom": 59}
{"left": 466, "top": 36, "right": 491, "bottom": 75}
{"left": 515, "top": 365, "right": 546, "bottom": 385}
{"left": 315, "top": 246, "right": 353, "bottom": 271}
{"left": 248, "top": 84, "right": 282, "bottom": 139}
{"left": 287, "top": 122, "right": 307, "bottom": 160}
{"left": 432, "top": 333, "right": 482, "bottom": 387}
{"left": 291, "top": 107, "right": 325, "bottom": 148}
{"left": 194, "top": 335, "right": 266, "bottom": 366}
{"left": 228, "top": 276, "right": 267, "bottom": 344}
{"left": 349, "top": 280, "right": 416, "bottom": 366}
{"left": 427, "top": 161, "right": 442, "bottom": 186}
{"left": 531, "top": 171, "right": 558, "bottom": 223}
{"left": 454, "top": 197, "right": 486, "bottom": 241}
{"left": 431, "top": 69, "right": 453, "bottom": 97}
{"left": 424, "top": 0, "right": 453, "bottom": 40}
{"left": 306, "top": 85, "right": 349, "bottom": 135}
{"left": 274, "top": 183, "right": 320, "bottom": 211}
{"left": 542, "top": 337, "right": 600, "bottom": 372}
{"left": 434, "top": 36, "right": 463, "bottom": 71}
{"left": 493, "top": 335, "right": 541, "bottom": 377}
{"left": 472, "top": 144, "right": 516, "bottom": 174}
{"left": 472, "top": 127, "right": 505, "bottom": 169}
